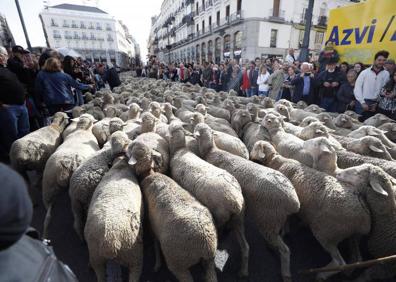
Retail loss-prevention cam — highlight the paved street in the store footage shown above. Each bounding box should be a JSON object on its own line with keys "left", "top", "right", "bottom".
{"left": 30, "top": 186, "right": 388, "bottom": 282}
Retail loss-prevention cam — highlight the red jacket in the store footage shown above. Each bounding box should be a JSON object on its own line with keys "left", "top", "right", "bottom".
{"left": 241, "top": 70, "right": 250, "bottom": 90}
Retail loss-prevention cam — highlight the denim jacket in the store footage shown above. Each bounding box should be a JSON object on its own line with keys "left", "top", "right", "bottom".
{"left": 35, "top": 70, "right": 90, "bottom": 106}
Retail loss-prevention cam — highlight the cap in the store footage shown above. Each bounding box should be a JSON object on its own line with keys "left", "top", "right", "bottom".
{"left": 12, "top": 45, "right": 29, "bottom": 54}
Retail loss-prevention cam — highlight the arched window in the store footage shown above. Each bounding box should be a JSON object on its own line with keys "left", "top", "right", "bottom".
{"left": 207, "top": 40, "right": 213, "bottom": 63}
{"left": 233, "top": 31, "right": 242, "bottom": 62}
{"left": 196, "top": 44, "right": 200, "bottom": 63}
{"left": 223, "top": 35, "right": 231, "bottom": 58}
{"left": 215, "top": 37, "right": 221, "bottom": 64}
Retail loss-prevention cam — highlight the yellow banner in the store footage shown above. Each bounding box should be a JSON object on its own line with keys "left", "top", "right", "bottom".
{"left": 326, "top": 0, "right": 396, "bottom": 64}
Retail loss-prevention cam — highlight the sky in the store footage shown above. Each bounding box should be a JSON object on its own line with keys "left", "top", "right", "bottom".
{"left": 0, "top": 0, "right": 163, "bottom": 60}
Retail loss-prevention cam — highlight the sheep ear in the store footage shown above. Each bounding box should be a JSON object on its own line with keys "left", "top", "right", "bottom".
{"left": 71, "top": 118, "right": 80, "bottom": 122}
{"left": 369, "top": 174, "right": 388, "bottom": 197}
{"left": 135, "top": 120, "right": 142, "bottom": 125}
{"left": 194, "top": 131, "right": 200, "bottom": 138}
{"left": 320, "top": 145, "right": 332, "bottom": 153}
{"left": 328, "top": 129, "right": 336, "bottom": 133}
{"left": 315, "top": 129, "right": 324, "bottom": 134}
{"left": 369, "top": 145, "right": 384, "bottom": 153}
{"left": 367, "top": 128, "right": 379, "bottom": 136}
{"left": 128, "top": 156, "right": 137, "bottom": 166}
{"left": 151, "top": 150, "right": 162, "bottom": 169}
{"left": 172, "top": 105, "right": 177, "bottom": 110}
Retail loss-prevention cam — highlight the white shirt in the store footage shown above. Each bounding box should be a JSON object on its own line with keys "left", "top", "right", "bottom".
{"left": 354, "top": 67, "right": 389, "bottom": 104}
{"left": 285, "top": 54, "right": 295, "bottom": 64}
{"left": 257, "top": 73, "right": 270, "bottom": 92}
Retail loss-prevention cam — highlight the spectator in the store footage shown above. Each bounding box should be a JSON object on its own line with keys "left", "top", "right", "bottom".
{"left": 219, "top": 63, "right": 227, "bottom": 91}
{"left": 189, "top": 65, "right": 201, "bottom": 86}
{"left": 241, "top": 64, "right": 250, "bottom": 97}
{"left": 62, "top": 56, "right": 84, "bottom": 106}
{"left": 202, "top": 62, "right": 213, "bottom": 88}
{"left": 377, "top": 72, "right": 396, "bottom": 119}
{"left": 101, "top": 63, "right": 121, "bottom": 90}
{"left": 336, "top": 69, "right": 357, "bottom": 113}
{"left": 178, "top": 63, "right": 189, "bottom": 83}
{"left": 318, "top": 41, "right": 340, "bottom": 72}
{"left": 285, "top": 48, "right": 296, "bottom": 65}
{"left": 168, "top": 64, "right": 178, "bottom": 81}
{"left": 257, "top": 65, "right": 270, "bottom": 97}
{"left": 353, "top": 62, "right": 365, "bottom": 76}
{"left": 35, "top": 57, "right": 92, "bottom": 115}
{"left": 265, "top": 58, "right": 273, "bottom": 74}
{"left": 247, "top": 61, "right": 259, "bottom": 97}
{"left": 281, "top": 66, "right": 296, "bottom": 101}
{"left": 228, "top": 64, "right": 242, "bottom": 94}
{"left": 385, "top": 59, "right": 395, "bottom": 76}
{"left": 339, "top": 62, "right": 349, "bottom": 74}
{"left": 354, "top": 50, "right": 390, "bottom": 121}
{"left": 0, "top": 46, "right": 30, "bottom": 162}
{"left": 291, "top": 62, "right": 315, "bottom": 104}
{"left": 268, "top": 62, "right": 285, "bottom": 100}
{"left": 317, "top": 59, "right": 343, "bottom": 112}
{"left": 209, "top": 64, "right": 220, "bottom": 91}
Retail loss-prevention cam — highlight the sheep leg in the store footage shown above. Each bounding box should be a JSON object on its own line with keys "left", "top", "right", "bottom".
{"left": 316, "top": 245, "right": 346, "bottom": 281}
{"left": 90, "top": 258, "right": 106, "bottom": 282}
{"left": 266, "top": 234, "right": 292, "bottom": 282}
{"left": 202, "top": 259, "right": 218, "bottom": 282}
{"left": 348, "top": 237, "right": 362, "bottom": 263}
{"left": 43, "top": 203, "right": 53, "bottom": 239}
{"left": 233, "top": 217, "right": 249, "bottom": 277}
{"left": 128, "top": 264, "right": 142, "bottom": 282}
{"left": 167, "top": 266, "right": 194, "bottom": 282}
{"left": 153, "top": 239, "right": 162, "bottom": 272}
{"left": 71, "top": 200, "right": 85, "bottom": 241}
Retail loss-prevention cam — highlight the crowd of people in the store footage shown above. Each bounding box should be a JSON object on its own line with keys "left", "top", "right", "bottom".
{"left": 142, "top": 44, "right": 396, "bottom": 122}
{"left": 0, "top": 45, "right": 121, "bottom": 162}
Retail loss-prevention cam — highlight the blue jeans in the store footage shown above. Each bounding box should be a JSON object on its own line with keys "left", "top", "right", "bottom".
{"left": 247, "top": 87, "right": 258, "bottom": 97}
{"left": 0, "top": 104, "right": 30, "bottom": 161}
{"left": 258, "top": 90, "right": 269, "bottom": 97}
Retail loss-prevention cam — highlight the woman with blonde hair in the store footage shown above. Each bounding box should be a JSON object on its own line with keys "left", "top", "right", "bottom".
{"left": 35, "top": 57, "right": 93, "bottom": 115}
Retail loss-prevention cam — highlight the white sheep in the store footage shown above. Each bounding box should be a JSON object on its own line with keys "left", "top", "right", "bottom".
{"left": 378, "top": 122, "right": 396, "bottom": 143}
{"left": 168, "top": 122, "right": 249, "bottom": 277}
{"left": 128, "top": 141, "right": 218, "bottom": 281}
{"left": 250, "top": 141, "right": 372, "bottom": 281}
{"left": 69, "top": 131, "right": 131, "bottom": 240}
{"left": 364, "top": 113, "right": 394, "bottom": 127}
{"left": 346, "top": 136, "right": 393, "bottom": 160}
{"left": 84, "top": 157, "right": 143, "bottom": 282}
{"left": 42, "top": 114, "right": 99, "bottom": 238}
{"left": 119, "top": 103, "right": 142, "bottom": 122}
{"left": 194, "top": 123, "right": 300, "bottom": 282}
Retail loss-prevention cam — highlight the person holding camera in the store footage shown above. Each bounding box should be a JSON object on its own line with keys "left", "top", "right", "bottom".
{"left": 290, "top": 62, "right": 315, "bottom": 104}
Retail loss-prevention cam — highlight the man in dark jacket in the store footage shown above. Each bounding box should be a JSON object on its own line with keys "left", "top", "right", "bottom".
{"left": 317, "top": 60, "right": 344, "bottom": 112}
{"left": 247, "top": 61, "right": 259, "bottom": 97}
{"left": 202, "top": 62, "right": 213, "bottom": 88}
{"left": 291, "top": 62, "right": 316, "bottom": 104}
{"left": 0, "top": 46, "right": 29, "bottom": 162}
{"left": 336, "top": 69, "right": 357, "bottom": 113}
{"left": 102, "top": 63, "right": 121, "bottom": 90}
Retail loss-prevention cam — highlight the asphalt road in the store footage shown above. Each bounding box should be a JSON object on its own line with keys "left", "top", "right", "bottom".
{"left": 30, "top": 182, "right": 390, "bottom": 282}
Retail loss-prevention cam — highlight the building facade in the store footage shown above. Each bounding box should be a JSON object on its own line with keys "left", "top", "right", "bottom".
{"left": 40, "top": 3, "right": 135, "bottom": 69}
{"left": 0, "top": 14, "right": 15, "bottom": 49}
{"left": 147, "top": 0, "right": 356, "bottom": 64}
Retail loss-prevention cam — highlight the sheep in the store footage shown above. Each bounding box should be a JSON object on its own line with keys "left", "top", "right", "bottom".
{"left": 302, "top": 137, "right": 340, "bottom": 175}
{"left": 378, "top": 122, "right": 396, "bottom": 143}
{"left": 364, "top": 113, "right": 394, "bottom": 127}
{"left": 297, "top": 121, "right": 344, "bottom": 151}
{"left": 84, "top": 157, "right": 143, "bottom": 282}
{"left": 194, "top": 123, "right": 300, "bottom": 282}
{"left": 346, "top": 136, "right": 393, "bottom": 160}
{"left": 161, "top": 102, "right": 178, "bottom": 123}
{"left": 289, "top": 108, "right": 317, "bottom": 123}
{"left": 41, "top": 114, "right": 99, "bottom": 238}
{"left": 250, "top": 141, "right": 371, "bottom": 281}
{"left": 336, "top": 150, "right": 396, "bottom": 178}
{"left": 126, "top": 131, "right": 169, "bottom": 174}
{"left": 92, "top": 106, "right": 119, "bottom": 147}
{"left": 168, "top": 123, "right": 249, "bottom": 277}
{"left": 317, "top": 112, "right": 337, "bottom": 129}
{"left": 10, "top": 112, "right": 69, "bottom": 182}
{"left": 125, "top": 112, "right": 157, "bottom": 140}
{"left": 304, "top": 104, "right": 325, "bottom": 114}
{"left": 119, "top": 103, "right": 142, "bottom": 122}
{"left": 295, "top": 100, "right": 308, "bottom": 109}
{"left": 231, "top": 109, "right": 271, "bottom": 152}
{"left": 299, "top": 116, "right": 320, "bottom": 127}
{"left": 332, "top": 114, "right": 360, "bottom": 135}
{"left": 344, "top": 110, "right": 361, "bottom": 120}
{"left": 336, "top": 164, "right": 396, "bottom": 281}
{"left": 127, "top": 141, "right": 218, "bottom": 282}
{"left": 69, "top": 131, "right": 131, "bottom": 240}
{"left": 149, "top": 101, "right": 168, "bottom": 123}
{"left": 261, "top": 96, "right": 275, "bottom": 108}
{"left": 63, "top": 112, "right": 93, "bottom": 139}
{"left": 190, "top": 112, "right": 249, "bottom": 158}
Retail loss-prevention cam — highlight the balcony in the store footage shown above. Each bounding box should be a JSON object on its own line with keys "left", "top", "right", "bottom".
{"left": 96, "top": 27, "right": 102, "bottom": 30}
{"left": 88, "top": 25, "right": 95, "bottom": 29}
{"left": 63, "top": 24, "right": 70, "bottom": 28}
{"left": 186, "top": 0, "right": 194, "bottom": 5}
{"left": 316, "top": 16, "right": 327, "bottom": 27}
{"left": 64, "top": 35, "right": 72, "bottom": 39}
{"left": 80, "top": 24, "right": 86, "bottom": 29}
{"left": 106, "top": 27, "right": 112, "bottom": 31}
{"left": 73, "top": 35, "right": 81, "bottom": 40}
{"left": 107, "top": 38, "right": 114, "bottom": 42}
{"left": 268, "top": 9, "right": 286, "bottom": 23}
{"left": 53, "top": 34, "right": 61, "bottom": 39}
{"left": 82, "top": 35, "right": 89, "bottom": 40}
{"left": 90, "top": 37, "right": 96, "bottom": 40}
{"left": 97, "top": 38, "right": 105, "bottom": 41}
{"left": 51, "top": 23, "right": 58, "bottom": 27}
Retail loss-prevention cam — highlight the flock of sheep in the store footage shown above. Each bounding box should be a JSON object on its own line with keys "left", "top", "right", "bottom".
{"left": 8, "top": 72, "right": 396, "bottom": 282}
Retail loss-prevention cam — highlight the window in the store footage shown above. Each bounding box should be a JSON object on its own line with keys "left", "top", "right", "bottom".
{"left": 196, "top": 2, "right": 199, "bottom": 14}
{"left": 202, "top": 0, "right": 205, "bottom": 10}
{"left": 216, "top": 11, "right": 220, "bottom": 26}
{"left": 106, "top": 23, "right": 111, "bottom": 31}
{"left": 196, "top": 44, "right": 200, "bottom": 62}
{"left": 237, "top": 0, "right": 242, "bottom": 13}
{"left": 226, "top": 5, "right": 230, "bottom": 19}
{"left": 202, "top": 20, "right": 205, "bottom": 33}
{"left": 201, "top": 42, "right": 206, "bottom": 63}
{"left": 208, "top": 40, "right": 213, "bottom": 62}
{"left": 63, "top": 19, "right": 69, "bottom": 27}
{"left": 234, "top": 31, "right": 242, "bottom": 51}
{"left": 270, "top": 29, "right": 278, "bottom": 47}
{"left": 223, "top": 34, "right": 231, "bottom": 52}
{"left": 215, "top": 37, "right": 221, "bottom": 63}
{"left": 209, "top": 16, "right": 212, "bottom": 28}
{"left": 273, "top": 0, "right": 280, "bottom": 17}
{"left": 72, "top": 20, "right": 77, "bottom": 28}
{"left": 196, "top": 24, "right": 199, "bottom": 34}
{"left": 51, "top": 18, "right": 57, "bottom": 27}
{"left": 315, "top": 31, "right": 324, "bottom": 44}
{"left": 80, "top": 21, "right": 86, "bottom": 28}
{"left": 96, "top": 22, "right": 102, "bottom": 30}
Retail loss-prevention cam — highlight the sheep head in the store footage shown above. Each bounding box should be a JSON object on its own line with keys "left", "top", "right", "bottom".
{"left": 296, "top": 100, "right": 308, "bottom": 109}
{"left": 194, "top": 123, "right": 215, "bottom": 158}
{"left": 72, "top": 114, "right": 97, "bottom": 130}
{"left": 110, "top": 131, "right": 130, "bottom": 156}
{"left": 140, "top": 112, "right": 158, "bottom": 133}
{"left": 104, "top": 106, "right": 117, "bottom": 118}
{"left": 168, "top": 122, "right": 188, "bottom": 153}
{"left": 274, "top": 104, "right": 291, "bottom": 121}
{"left": 261, "top": 97, "right": 274, "bottom": 108}
{"left": 190, "top": 112, "right": 205, "bottom": 128}
{"left": 103, "top": 93, "right": 115, "bottom": 105}
{"left": 276, "top": 99, "right": 293, "bottom": 110}
{"left": 52, "top": 112, "right": 69, "bottom": 131}
{"left": 195, "top": 103, "right": 207, "bottom": 116}
{"left": 344, "top": 110, "right": 361, "bottom": 120}
{"left": 346, "top": 136, "right": 393, "bottom": 160}
{"left": 126, "top": 141, "right": 162, "bottom": 177}
{"left": 72, "top": 106, "right": 85, "bottom": 118}
{"left": 299, "top": 121, "right": 330, "bottom": 140}
{"left": 109, "top": 118, "right": 127, "bottom": 135}
{"left": 149, "top": 102, "right": 162, "bottom": 118}
{"left": 305, "top": 104, "right": 325, "bottom": 114}
{"left": 334, "top": 114, "right": 354, "bottom": 129}
{"left": 250, "top": 141, "right": 277, "bottom": 165}
{"left": 128, "top": 103, "right": 143, "bottom": 119}
{"left": 317, "top": 113, "right": 337, "bottom": 129}
{"left": 299, "top": 116, "right": 320, "bottom": 127}
{"left": 336, "top": 164, "right": 396, "bottom": 213}
{"left": 364, "top": 113, "right": 393, "bottom": 127}
{"left": 231, "top": 109, "right": 252, "bottom": 138}
{"left": 162, "top": 102, "right": 177, "bottom": 116}
{"left": 262, "top": 113, "right": 284, "bottom": 131}
{"left": 303, "top": 137, "right": 340, "bottom": 174}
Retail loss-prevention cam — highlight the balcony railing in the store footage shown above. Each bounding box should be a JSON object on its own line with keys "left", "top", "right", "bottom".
{"left": 90, "top": 37, "right": 96, "bottom": 40}
{"left": 80, "top": 25, "right": 86, "bottom": 29}
{"left": 88, "top": 25, "right": 95, "bottom": 29}
{"left": 53, "top": 34, "right": 61, "bottom": 39}
{"left": 64, "top": 35, "right": 72, "bottom": 39}
{"left": 96, "top": 27, "right": 102, "bottom": 30}
{"left": 63, "top": 24, "right": 70, "bottom": 28}
{"left": 107, "top": 38, "right": 114, "bottom": 42}
{"left": 73, "top": 35, "right": 81, "bottom": 40}
{"left": 51, "top": 23, "right": 58, "bottom": 27}
{"left": 82, "top": 36, "right": 89, "bottom": 40}
{"left": 106, "top": 27, "right": 112, "bottom": 31}
{"left": 269, "top": 9, "right": 286, "bottom": 23}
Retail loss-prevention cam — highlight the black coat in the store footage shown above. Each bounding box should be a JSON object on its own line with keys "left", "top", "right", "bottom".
{"left": 336, "top": 83, "right": 355, "bottom": 113}
{"left": 103, "top": 67, "right": 121, "bottom": 90}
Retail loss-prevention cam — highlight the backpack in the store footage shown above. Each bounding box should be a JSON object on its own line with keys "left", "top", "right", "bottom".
{"left": 0, "top": 229, "right": 78, "bottom": 282}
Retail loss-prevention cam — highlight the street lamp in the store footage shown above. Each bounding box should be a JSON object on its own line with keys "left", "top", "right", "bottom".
{"left": 298, "top": 0, "right": 314, "bottom": 62}
{"left": 15, "top": 0, "right": 32, "bottom": 51}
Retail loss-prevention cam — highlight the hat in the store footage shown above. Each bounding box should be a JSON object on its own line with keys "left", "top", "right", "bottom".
{"left": 327, "top": 58, "right": 338, "bottom": 65}
{"left": 12, "top": 45, "right": 29, "bottom": 54}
